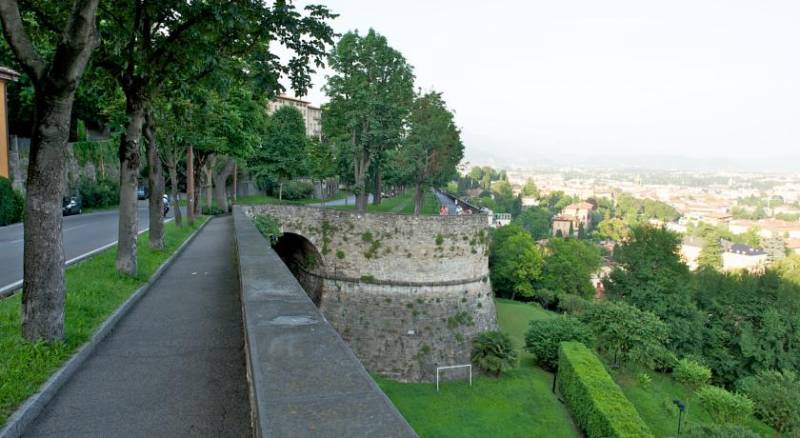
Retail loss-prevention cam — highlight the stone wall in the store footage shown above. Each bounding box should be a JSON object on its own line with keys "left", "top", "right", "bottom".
{"left": 241, "top": 204, "right": 498, "bottom": 382}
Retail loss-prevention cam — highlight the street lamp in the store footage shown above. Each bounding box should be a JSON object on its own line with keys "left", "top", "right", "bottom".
{"left": 673, "top": 399, "right": 686, "bottom": 437}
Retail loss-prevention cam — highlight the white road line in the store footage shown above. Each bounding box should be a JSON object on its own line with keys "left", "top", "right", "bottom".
{"left": 0, "top": 217, "right": 174, "bottom": 297}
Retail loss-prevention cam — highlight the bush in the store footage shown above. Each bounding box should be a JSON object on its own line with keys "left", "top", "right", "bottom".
{"left": 278, "top": 180, "right": 314, "bottom": 200}
{"left": 737, "top": 369, "right": 800, "bottom": 433}
{"left": 0, "top": 177, "right": 24, "bottom": 225}
{"left": 673, "top": 358, "right": 712, "bottom": 389}
{"left": 697, "top": 385, "right": 753, "bottom": 425}
{"left": 557, "top": 342, "right": 653, "bottom": 437}
{"left": 253, "top": 214, "right": 282, "bottom": 245}
{"left": 471, "top": 331, "right": 517, "bottom": 377}
{"left": 650, "top": 347, "right": 678, "bottom": 373}
{"left": 201, "top": 206, "right": 226, "bottom": 216}
{"left": 531, "top": 288, "right": 559, "bottom": 309}
{"left": 556, "top": 293, "right": 594, "bottom": 315}
{"left": 684, "top": 423, "right": 759, "bottom": 438}
{"left": 525, "top": 316, "right": 593, "bottom": 371}
{"left": 78, "top": 177, "right": 119, "bottom": 208}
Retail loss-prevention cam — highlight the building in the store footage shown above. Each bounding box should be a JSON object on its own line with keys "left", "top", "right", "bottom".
{"left": 0, "top": 66, "right": 20, "bottom": 179}
{"left": 266, "top": 94, "right": 322, "bottom": 139}
{"left": 552, "top": 201, "right": 594, "bottom": 237}
{"left": 721, "top": 242, "right": 768, "bottom": 272}
{"left": 680, "top": 236, "right": 704, "bottom": 270}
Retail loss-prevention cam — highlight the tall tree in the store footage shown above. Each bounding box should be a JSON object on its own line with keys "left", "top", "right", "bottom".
{"left": 400, "top": 91, "right": 463, "bottom": 215}
{"left": 0, "top": 0, "right": 99, "bottom": 341}
{"left": 324, "top": 29, "right": 414, "bottom": 212}
{"left": 698, "top": 232, "right": 723, "bottom": 270}
{"left": 250, "top": 105, "right": 307, "bottom": 201}
{"left": 95, "top": 1, "right": 335, "bottom": 275}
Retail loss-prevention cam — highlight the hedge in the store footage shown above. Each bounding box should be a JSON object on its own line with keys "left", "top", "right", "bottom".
{"left": 0, "top": 177, "right": 24, "bottom": 226}
{"left": 557, "top": 341, "right": 653, "bottom": 438}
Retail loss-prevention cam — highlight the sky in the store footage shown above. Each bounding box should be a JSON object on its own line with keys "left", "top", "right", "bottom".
{"left": 284, "top": 0, "right": 800, "bottom": 171}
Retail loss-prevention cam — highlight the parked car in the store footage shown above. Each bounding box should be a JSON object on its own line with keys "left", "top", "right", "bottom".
{"left": 137, "top": 185, "right": 149, "bottom": 200}
{"left": 62, "top": 196, "right": 82, "bottom": 216}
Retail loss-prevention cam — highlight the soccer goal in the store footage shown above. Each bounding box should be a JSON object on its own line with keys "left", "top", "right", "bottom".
{"left": 435, "top": 364, "right": 472, "bottom": 392}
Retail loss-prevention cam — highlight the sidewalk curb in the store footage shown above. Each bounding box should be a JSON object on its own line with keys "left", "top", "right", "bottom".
{"left": 0, "top": 217, "right": 211, "bottom": 438}
{"left": 0, "top": 217, "right": 176, "bottom": 299}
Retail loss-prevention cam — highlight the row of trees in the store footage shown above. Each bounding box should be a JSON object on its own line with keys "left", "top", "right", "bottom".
{"left": 323, "top": 29, "right": 463, "bottom": 214}
{"left": 0, "top": 0, "right": 336, "bottom": 341}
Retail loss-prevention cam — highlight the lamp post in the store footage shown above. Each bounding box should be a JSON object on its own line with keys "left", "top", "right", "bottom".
{"left": 673, "top": 399, "right": 686, "bottom": 437}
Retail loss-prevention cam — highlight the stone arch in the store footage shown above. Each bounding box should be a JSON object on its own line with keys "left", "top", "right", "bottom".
{"left": 272, "top": 232, "right": 325, "bottom": 306}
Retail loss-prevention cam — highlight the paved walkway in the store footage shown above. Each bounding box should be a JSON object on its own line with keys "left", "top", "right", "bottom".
{"left": 27, "top": 216, "right": 251, "bottom": 437}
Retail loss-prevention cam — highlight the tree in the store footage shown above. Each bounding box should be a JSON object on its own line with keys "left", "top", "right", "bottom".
{"left": 737, "top": 369, "right": 800, "bottom": 434}
{"left": 250, "top": 106, "right": 307, "bottom": 201}
{"left": 762, "top": 236, "right": 786, "bottom": 263}
{"left": 399, "top": 91, "right": 463, "bottom": 215}
{"left": 0, "top": 0, "right": 99, "bottom": 341}
{"left": 95, "top": 1, "right": 335, "bottom": 275}
{"left": 698, "top": 232, "right": 723, "bottom": 270}
{"left": 539, "top": 238, "right": 602, "bottom": 298}
{"left": 581, "top": 300, "right": 669, "bottom": 368}
{"left": 324, "top": 29, "right": 414, "bottom": 212}
{"left": 524, "top": 316, "right": 593, "bottom": 370}
{"left": 521, "top": 178, "right": 539, "bottom": 197}
{"left": 306, "top": 138, "right": 337, "bottom": 203}
{"left": 596, "top": 218, "right": 629, "bottom": 242}
{"left": 489, "top": 225, "right": 543, "bottom": 300}
{"left": 512, "top": 207, "right": 552, "bottom": 240}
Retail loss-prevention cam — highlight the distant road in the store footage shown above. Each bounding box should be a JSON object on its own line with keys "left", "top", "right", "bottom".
{"left": 0, "top": 201, "right": 178, "bottom": 294}
{"left": 310, "top": 193, "right": 372, "bottom": 207}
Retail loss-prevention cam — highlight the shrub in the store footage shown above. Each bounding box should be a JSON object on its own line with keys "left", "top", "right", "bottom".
{"left": 471, "top": 331, "right": 517, "bottom": 377}
{"left": 279, "top": 180, "right": 314, "bottom": 200}
{"left": 531, "top": 288, "right": 559, "bottom": 309}
{"left": 525, "top": 316, "right": 593, "bottom": 371}
{"left": 556, "top": 293, "right": 594, "bottom": 315}
{"left": 557, "top": 342, "right": 653, "bottom": 437}
{"left": 737, "top": 369, "right": 800, "bottom": 433}
{"left": 697, "top": 385, "right": 753, "bottom": 425}
{"left": 683, "top": 423, "right": 759, "bottom": 438}
{"left": 650, "top": 347, "right": 678, "bottom": 373}
{"left": 637, "top": 372, "right": 652, "bottom": 387}
{"left": 78, "top": 177, "right": 119, "bottom": 208}
{"left": 673, "top": 358, "right": 711, "bottom": 389}
{"left": 0, "top": 177, "right": 24, "bottom": 225}
{"left": 253, "top": 214, "right": 282, "bottom": 245}
{"left": 201, "top": 206, "right": 226, "bottom": 216}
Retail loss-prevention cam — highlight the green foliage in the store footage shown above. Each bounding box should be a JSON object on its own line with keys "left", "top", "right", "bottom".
{"left": 596, "top": 218, "right": 629, "bottom": 242}
{"left": 737, "top": 369, "right": 800, "bottom": 433}
{"left": 557, "top": 342, "right": 653, "bottom": 437}
{"left": 520, "top": 178, "right": 539, "bottom": 197}
{"left": 253, "top": 214, "right": 282, "bottom": 245}
{"left": 673, "top": 358, "right": 712, "bottom": 389}
{"left": 336, "top": 250, "right": 346, "bottom": 260}
{"left": 581, "top": 300, "right": 669, "bottom": 369}
{"left": 525, "top": 316, "right": 594, "bottom": 371}
{"left": 250, "top": 106, "right": 308, "bottom": 199}
{"left": 539, "top": 238, "right": 602, "bottom": 298}
{"left": 489, "top": 225, "right": 544, "bottom": 300}
{"left": 697, "top": 385, "right": 753, "bottom": 425}
{"left": 278, "top": 180, "right": 314, "bottom": 201}
{"left": 0, "top": 177, "right": 24, "bottom": 226}
{"left": 512, "top": 207, "right": 552, "bottom": 240}
{"left": 556, "top": 294, "right": 595, "bottom": 316}
{"left": 471, "top": 331, "right": 518, "bottom": 377}
{"left": 697, "top": 232, "right": 723, "bottom": 270}
{"left": 77, "top": 178, "right": 119, "bottom": 209}
{"left": 435, "top": 233, "right": 444, "bottom": 245}
{"left": 637, "top": 372, "right": 652, "bottom": 387}
{"left": 201, "top": 206, "right": 226, "bottom": 216}
{"left": 683, "top": 423, "right": 759, "bottom": 438}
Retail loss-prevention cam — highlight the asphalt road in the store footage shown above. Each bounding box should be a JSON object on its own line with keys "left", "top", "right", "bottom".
{"left": 0, "top": 201, "right": 175, "bottom": 292}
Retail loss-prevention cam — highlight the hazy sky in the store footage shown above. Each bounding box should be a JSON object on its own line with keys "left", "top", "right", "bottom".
{"left": 287, "top": 0, "right": 800, "bottom": 169}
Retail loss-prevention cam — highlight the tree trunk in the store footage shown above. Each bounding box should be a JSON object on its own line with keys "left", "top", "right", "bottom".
{"left": 21, "top": 93, "right": 72, "bottom": 340}
{"left": 168, "top": 157, "right": 182, "bottom": 227}
{"left": 414, "top": 181, "right": 424, "bottom": 216}
{"left": 204, "top": 155, "right": 215, "bottom": 209}
{"left": 144, "top": 111, "right": 164, "bottom": 250}
{"left": 279, "top": 182, "right": 283, "bottom": 202}
{"left": 116, "top": 96, "right": 146, "bottom": 276}
{"left": 212, "top": 157, "right": 235, "bottom": 212}
{"left": 354, "top": 155, "right": 370, "bottom": 212}
{"left": 373, "top": 167, "right": 382, "bottom": 205}
{"left": 9, "top": 135, "right": 24, "bottom": 193}
{"left": 186, "top": 145, "right": 194, "bottom": 225}
{"left": 232, "top": 163, "right": 237, "bottom": 204}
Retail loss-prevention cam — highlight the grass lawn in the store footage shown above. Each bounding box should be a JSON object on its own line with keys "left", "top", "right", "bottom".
{"left": 375, "top": 298, "right": 579, "bottom": 437}
{"left": 334, "top": 189, "right": 440, "bottom": 215}
{"left": 0, "top": 217, "right": 207, "bottom": 425}
{"left": 613, "top": 369, "right": 776, "bottom": 437}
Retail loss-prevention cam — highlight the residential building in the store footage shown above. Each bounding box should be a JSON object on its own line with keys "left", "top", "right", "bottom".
{"left": 551, "top": 201, "right": 594, "bottom": 237}
{"left": 267, "top": 94, "right": 322, "bottom": 139}
{"left": 0, "top": 66, "right": 20, "bottom": 179}
{"left": 721, "top": 242, "right": 768, "bottom": 272}
{"left": 680, "top": 236, "right": 703, "bottom": 270}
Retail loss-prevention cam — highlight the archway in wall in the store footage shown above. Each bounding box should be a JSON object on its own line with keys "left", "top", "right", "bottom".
{"left": 272, "top": 232, "right": 324, "bottom": 306}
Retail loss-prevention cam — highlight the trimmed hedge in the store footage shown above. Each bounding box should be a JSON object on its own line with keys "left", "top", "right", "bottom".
{"left": 557, "top": 342, "right": 653, "bottom": 438}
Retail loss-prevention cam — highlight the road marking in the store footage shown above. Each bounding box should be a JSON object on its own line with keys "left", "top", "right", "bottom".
{"left": 0, "top": 217, "right": 175, "bottom": 298}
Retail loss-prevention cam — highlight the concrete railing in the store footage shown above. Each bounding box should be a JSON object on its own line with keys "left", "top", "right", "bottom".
{"left": 232, "top": 207, "right": 417, "bottom": 437}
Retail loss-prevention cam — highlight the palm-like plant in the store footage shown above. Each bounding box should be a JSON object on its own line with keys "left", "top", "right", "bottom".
{"left": 471, "top": 331, "right": 518, "bottom": 377}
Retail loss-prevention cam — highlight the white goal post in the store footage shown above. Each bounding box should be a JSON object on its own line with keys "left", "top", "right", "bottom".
{"left": 435, "top": 364, "right": 472, "bottom": 392}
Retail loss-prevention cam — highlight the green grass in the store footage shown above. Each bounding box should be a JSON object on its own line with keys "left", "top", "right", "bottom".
{"left": 0, "top": 217, "right": 208, "bottom": 425}
{"left": 375, "top": 299, "right": 579, "bottom": 437}
{"left": 613, "top": 369, "right": 776, "bottom": 437}
{"left": 333, "top": 189, "right": 441, "bottom": 215}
